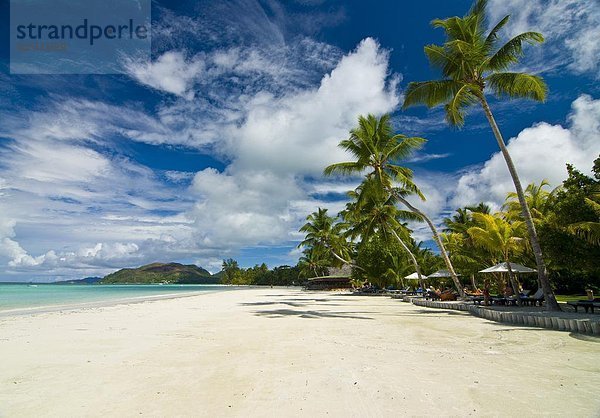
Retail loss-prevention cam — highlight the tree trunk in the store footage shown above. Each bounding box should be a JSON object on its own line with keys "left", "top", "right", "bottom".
{"left": 504, "top": 259, "right": 522, "bottom": 306}
{"left": 480, "top": 96, "right": 560, "bottom": 311}
{"left": 391, "top": 229, "right": 424, "bottom": 289}
{"left": 330, "top": 248, "right": 366, "bottom": 272}
{"left": 470, "top": 274, "right": 477, "bottom": 289}
{"left": 396, "top": 195, "right": 466, "bottom": 298}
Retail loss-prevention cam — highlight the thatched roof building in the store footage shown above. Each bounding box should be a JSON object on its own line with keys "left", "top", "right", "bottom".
{"left": 305, "top": 264, "right": 353, "bottom": 290}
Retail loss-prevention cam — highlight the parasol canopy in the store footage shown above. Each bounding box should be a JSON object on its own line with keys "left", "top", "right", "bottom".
{"left": 426, "top": 269, "right": 461, "bottom": 278}
{"left": 404, "top": 272, "right": 421, "bottom": 280}
{"left": 479, "top": 262, "right": 536, "bottom": 274}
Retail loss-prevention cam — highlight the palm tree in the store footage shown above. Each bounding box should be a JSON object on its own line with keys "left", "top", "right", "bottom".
{"left": 325, "top": 114, "right": 466, "bottom": 297}
{"left": 567, "top": 185, "right": 600, "bottom": 245}
{"left": 402, "top": 0, "right": 560, "bottom": 310}
{"left": 442, "top": 232, "right": 481, "bottom": 288}
{"left": 466, "top": 202, "right": 492, "bottom": 215}
{"left": 443, "top": 207, "right": 473, "bottom": 235}
{"left": 348, "top": 178, "right": 426, "bottom": 288}
{"left": 504, "top": 180, "right": 552, "bottom": 222}
{"left": 298, "top": 247, "right": 330, "bottom": 278}
{"left": 298, "top": 208, "right": 358, "bottom": 270}
{"left": 221, "top": 258, "right": 240, "bottom": 284}
{"left": 468, "top": 213, "right": 526, "bottom": 304}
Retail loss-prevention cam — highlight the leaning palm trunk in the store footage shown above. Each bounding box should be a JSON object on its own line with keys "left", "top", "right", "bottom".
{"left": 395, "top": 194, "right": 466, "bottom": 298}
{"left": 329, "top": 247, "right": 366, "bottom": 273}
{"left": 391, "top": 229, "right": 425, "bottom": 289}
{"left": 504, "top": 257, "right": 521, "bottom": 306}
{"left": 480, "top": 97, "right": 560, "bottom": 311}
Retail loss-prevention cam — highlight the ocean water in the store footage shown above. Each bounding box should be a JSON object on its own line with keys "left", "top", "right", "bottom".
{"left": 0, "top": 284, "right": 230, "bottom": 313}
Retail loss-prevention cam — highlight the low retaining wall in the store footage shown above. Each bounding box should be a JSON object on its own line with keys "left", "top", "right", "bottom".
{"left": 405, "top": 297, "right": 600, "bottom": 336}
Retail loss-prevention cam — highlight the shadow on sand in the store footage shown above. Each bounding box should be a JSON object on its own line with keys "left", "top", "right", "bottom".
{"left": 240, "top": 299, "right": 345, "bottom": 308}
{"left": 252, "top": 308, "right": 374, "bottom": 320}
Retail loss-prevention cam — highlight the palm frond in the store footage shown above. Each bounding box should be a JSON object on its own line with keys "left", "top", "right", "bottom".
{"left": 469, "top": 0, "right": 488, "bottom": 18}
{"left": 567, "top": 222, "right": 600, "bottom": 246}
{"left": 486, "top": 32, "right": 544, "bottom": 71}
{"left": 402, "top": 80, "right": 463, "bottom": 109}
{"left": 324, "top": 161, "right": 364, "bottom": 177}
{"left": 384, "top": 136, "right": 426, "bottom": 160}
{"left": 424, "top": 44, "right": 460, "bottom": 76}
{"left": 483, "top": 15, "right": 509, "bottom": 52}
{"left": 487, "top": 72, "right": 547, "bottom": 102}
{"left": 444, "top": 83, "right": 479, "bottom": 127}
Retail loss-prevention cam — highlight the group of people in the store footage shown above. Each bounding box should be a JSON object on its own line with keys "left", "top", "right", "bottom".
{"left": 356, "top": 281, "right": 523, "bottom": 301}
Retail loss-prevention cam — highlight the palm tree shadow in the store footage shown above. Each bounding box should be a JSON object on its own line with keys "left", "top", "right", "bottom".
{"left": 253, "top": 308, "right": 374, "bottom": 320}
{"left": 240, "top": 300, "right": 344, "bottom": 308}
{"left": 241, "top": 301, "right": 304, "bottom": 307}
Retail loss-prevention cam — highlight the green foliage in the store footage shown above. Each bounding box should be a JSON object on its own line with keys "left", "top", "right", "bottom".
{"left": 537, "top": 159, "right": 600, "bottom": 292}
{"left": 298, "top": 207, "right": 353, "bottom": 268}
{"left": 503, "top": 180, "right": 552, "bottom": 222}
{"left": 353, "top": 233, "right": 407, "bottom": 288}
{"left": 439, "top": 161, "right": 600, "bottom": 294}
{"left": 101, "top": 263, "right": 217, "bottom": 284}
{"left": 221, "top": 258, "right": 241, "bottom": 284}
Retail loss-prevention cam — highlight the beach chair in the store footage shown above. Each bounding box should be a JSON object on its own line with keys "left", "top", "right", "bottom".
{"left": 490, "top": 295, "right": 506, "bottom": 305}
{"left": 425, "top": 290, "right": 440, "bottom": 300}
{"left": 567, "top": 298, "right": 600, "bottom": 314}
{"left": 520, "top": 288, "right": 544, "bottom": 306}
{"left": 469, "top": 295, "right": 484, "bottom": 305}
{"left": 440, "top": 290, "right": 457, "bottom": 301}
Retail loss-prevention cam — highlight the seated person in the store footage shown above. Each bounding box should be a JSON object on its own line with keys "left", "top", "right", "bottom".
{"left": 503, "top": 285, "right": 514, "bottom": 298}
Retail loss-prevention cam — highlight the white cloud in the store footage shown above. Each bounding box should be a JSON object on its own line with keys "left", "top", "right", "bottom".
{"left": 407, "top": 153, "right": 451, "bottom": 163}
{"left": 184, "top": 38, "right": 400, "bottom": 249}
{"left": 229, "top": 38, "right": 399, "bottom": 176}
{"left": 125, "top": 51, "right": 204, "bottom": 99}
{"left": 487, "top": 0, "right": 600, "bottom": 78}
{"left": 0, "top": 37, "right": 400, "bottom": 280}
{"left": 451, "top": 95, "right": 600, "bottom": 209}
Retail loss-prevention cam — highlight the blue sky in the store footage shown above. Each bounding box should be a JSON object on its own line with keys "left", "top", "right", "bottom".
{"left": 1, "top": 0, "right": 599, "bottom": 281}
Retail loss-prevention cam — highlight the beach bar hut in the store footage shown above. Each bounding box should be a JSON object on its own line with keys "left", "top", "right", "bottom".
{"left": 306, "top": 265, "right": 352, "bottom": 290}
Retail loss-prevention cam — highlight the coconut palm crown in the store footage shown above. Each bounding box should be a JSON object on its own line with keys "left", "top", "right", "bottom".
{"left": 324, "top": 113, "right": 425, "bottom": 197}
{"left": 402, "top": 0, "right": 547, "bottom": 126}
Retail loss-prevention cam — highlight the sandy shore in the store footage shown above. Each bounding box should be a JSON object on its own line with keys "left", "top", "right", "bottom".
{"left": 1, "top": 287, "right": 599, "bottom": 417}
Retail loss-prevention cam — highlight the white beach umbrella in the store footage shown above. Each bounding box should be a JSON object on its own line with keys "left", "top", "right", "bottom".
{"left": 404, "top": 272, "right": 421, "bottom": 280}
{"left": 426, "top": 269, "right": 461, "bottom": 278}
{"left": 479, "top": 262, "right": 536, "bottom": 274}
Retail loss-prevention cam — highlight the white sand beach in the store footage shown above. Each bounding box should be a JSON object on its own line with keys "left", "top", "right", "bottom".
{"left": 1, "top": 287, "right": 599, "bottom": 417}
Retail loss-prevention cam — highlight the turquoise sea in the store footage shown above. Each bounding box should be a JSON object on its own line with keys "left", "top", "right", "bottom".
{"left": 0, "top": 284, "right": 230, "bottom": 313}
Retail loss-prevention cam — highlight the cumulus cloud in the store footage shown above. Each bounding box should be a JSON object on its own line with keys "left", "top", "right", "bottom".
{"left": 451, "top": 95, "right": 600, "bottom": 209}
{"left": 0, "top": 116, "right": 199, "bottom": 278}
{"left": 0, "top": 37, "right": 400, "bottom": 279}
{"left": 228, "top": 38, "right": 399, "bottom": 175}
{"left": 487, "top": 0, "right": 600, "bottom": 78}
{"left": 185, "top": 38, "right": 400, "bottom": 249}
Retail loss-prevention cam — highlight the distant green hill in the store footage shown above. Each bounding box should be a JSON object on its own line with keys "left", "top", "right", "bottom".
{"left": 101, "top": 263, "right": 220, "bottom": 284}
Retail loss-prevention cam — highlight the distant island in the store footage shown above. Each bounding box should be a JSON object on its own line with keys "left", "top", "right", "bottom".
{"left": 55, "top": 276, "right": 103, "bottom": 285}
{"left": 100, "top": 263, "right": 220, "bottom": 285}
{"left": 51, "top": 260, "right": 303, "bottom": 286}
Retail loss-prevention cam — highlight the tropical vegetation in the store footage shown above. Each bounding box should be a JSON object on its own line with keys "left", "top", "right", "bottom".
{"left": 402, "top": 0, "right": 559, "bottom": 309}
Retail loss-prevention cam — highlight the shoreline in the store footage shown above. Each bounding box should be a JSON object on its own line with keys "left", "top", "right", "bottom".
{"left": 0, "top": 289, "right": 219, "bottom": 318}
{"left": 1, "top": 287, "right": 599, "bottom": 416}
